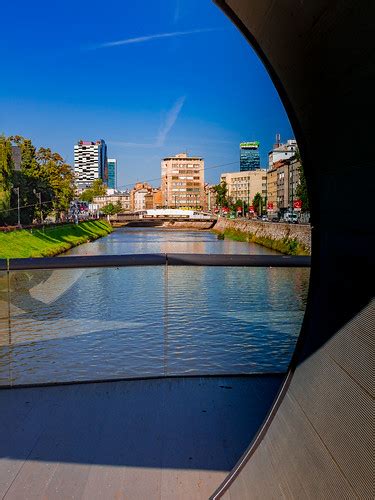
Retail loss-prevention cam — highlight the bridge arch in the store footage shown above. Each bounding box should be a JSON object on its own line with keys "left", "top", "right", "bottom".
{"left": 212, "top": 1, "right": 374, "bottom": 498}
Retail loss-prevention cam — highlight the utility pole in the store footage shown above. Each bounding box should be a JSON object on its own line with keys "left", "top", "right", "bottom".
{"left": 13, "top": 187, "right": 21, "bottom": 227}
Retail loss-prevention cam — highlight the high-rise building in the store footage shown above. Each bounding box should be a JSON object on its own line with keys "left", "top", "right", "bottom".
{"left": 240, "top": 142, "right": 260, "bottom": 171}
{"left": 161, "top": 153, "right": 204, "bottom": 208}
{"left": 74, "top": 139, "right": 107, "bottom": 191}
{"left": 107, "top": 159, "right": 117, "bottom": 190}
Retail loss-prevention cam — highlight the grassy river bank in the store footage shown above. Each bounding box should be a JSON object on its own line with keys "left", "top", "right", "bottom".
{"left": 0, "top": 220, "right": 112, "bottom": 259}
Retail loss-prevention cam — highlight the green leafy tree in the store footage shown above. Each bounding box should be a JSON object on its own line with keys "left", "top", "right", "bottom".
{"left": 212, "top": 180, "right": 228, "bottom": 208}
{"left": 0, "top": 135, "right": 14, "bottom": 223}
{"left": 252, "top": 192, "right": 263, "bottom": 215}
{"left": 102, "top": 202, "right": 122, "bottom": 216}
{"left": 35, "top": 147, "right": 74, "bottom": 217}
{"left": 80, "top": 179, "right": 107, "bottom": 203}
{"left": 295, "top": 158, "right": 309, "bottom": 212}
{"left": 6, "top": 136, "right": 74, "bottom": 224}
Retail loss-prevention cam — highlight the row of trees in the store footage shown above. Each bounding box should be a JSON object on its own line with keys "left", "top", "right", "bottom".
{"left": 0, "top": 135, "right": 75, "bottom": 225}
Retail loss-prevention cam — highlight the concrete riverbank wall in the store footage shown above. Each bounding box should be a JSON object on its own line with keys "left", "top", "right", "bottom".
{"left": 213, "top": 218, "right": 311, "bottom": 255}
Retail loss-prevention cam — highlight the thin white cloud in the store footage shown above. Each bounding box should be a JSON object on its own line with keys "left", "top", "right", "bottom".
{"left": 109, "top": 96, "right": 186, "bottom": 149}
{"left": 156, "top": 96, "right": 185, "bottom": 146}
{"left": 90, "top": 29, "right": 217, "bottom": 50}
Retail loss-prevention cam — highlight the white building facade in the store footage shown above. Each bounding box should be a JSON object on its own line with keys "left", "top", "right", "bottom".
{"left": 268, "top": 138, "right": 297, "bottom": 168}
{"left": 74, "top": 139, "right": 107, "bottom": 191}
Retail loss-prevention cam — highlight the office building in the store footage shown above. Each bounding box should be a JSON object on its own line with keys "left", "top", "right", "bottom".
{"left": 161, "top": 153, "right": 204, "bottom": 208}
{"left": 220, "top": 170, "right": 267, "bottom": 206}
{"left": 107, "top": 159, "right": 117, "bottom": 190}
{"left": 240, "top": 142, "right": 261, "bottom": 171}
{"left": 74, "top": 139, "right": 107, "bottom": 191}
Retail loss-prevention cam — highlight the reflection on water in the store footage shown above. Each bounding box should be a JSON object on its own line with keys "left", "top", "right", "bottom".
{"left": 0, "top": 228, "right": 310, "bottom": 385}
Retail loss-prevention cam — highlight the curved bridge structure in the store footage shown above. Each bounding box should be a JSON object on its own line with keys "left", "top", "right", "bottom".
{"left": 212, "top": 1, "right": 374, "bottom": 498}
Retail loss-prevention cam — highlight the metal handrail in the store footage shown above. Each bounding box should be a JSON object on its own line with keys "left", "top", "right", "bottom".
{"left": 1, "top": 254, "right": 311, "bottom": 271}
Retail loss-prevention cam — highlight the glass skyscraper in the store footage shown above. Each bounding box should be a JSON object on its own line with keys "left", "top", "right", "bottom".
{"left": 107, "top": 159, "right": 117, "bottom": 190}
{"left": 240, "top": 142, "right": 260, "bottom": 171}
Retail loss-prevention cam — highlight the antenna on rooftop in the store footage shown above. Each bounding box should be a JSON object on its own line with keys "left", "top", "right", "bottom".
{"left": 275, "top": 133, "right": 281, "bottom": 148}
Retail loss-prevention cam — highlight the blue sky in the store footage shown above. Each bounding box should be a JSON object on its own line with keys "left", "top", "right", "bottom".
{"left": 0, "top": 0, "right": 294, "bottom": 189}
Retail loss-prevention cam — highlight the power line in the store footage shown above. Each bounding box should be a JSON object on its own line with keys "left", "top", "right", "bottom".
{"left": 0, "top": 200, "right": 53, "bottom": 215}
{"left": 116, "top": 159, "right": 240, "bottom": 190}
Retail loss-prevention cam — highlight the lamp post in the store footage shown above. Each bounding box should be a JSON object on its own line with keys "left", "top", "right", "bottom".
{"left": 33, "top": 189, "right": 42, "bottom": 225}
{"left": 13, "top": 187, "right": 21, "bottom": 227}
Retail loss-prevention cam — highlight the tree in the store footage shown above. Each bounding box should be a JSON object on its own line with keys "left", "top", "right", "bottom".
{"left": 35, "top": 147, "right": 75, "bottom": 217}
{"left": 102, "top": 202, "right": 122, "bottom": 215}
{"left": 252, "top": 192, "right": 263, "bottom": 215}
{"left": 80, "top": 179, "right": 107, "bottom": 203}
{"left": 295, "top": 155, "right": 310, "bottom": 212}
{"left": 0, "top": 135, "right": 14, "bottom": 223}
{"left": 212, "top": 180, "right": 228, "bottom": 208}
{"left": 5, "top": 136, "right": 74, "bottom": 224}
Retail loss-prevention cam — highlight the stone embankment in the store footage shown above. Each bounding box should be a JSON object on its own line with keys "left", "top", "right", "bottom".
{"left": 213, "top": 218, "right": 311, "bottom": 255}
{"left": 161, "top": 220, "right": 214, "bottom": 230}
{"left": 115, "top": 220, "right": 215, "bottom": 230}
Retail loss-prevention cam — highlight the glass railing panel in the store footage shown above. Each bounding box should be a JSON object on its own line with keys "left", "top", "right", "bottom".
{"left": 0, "top": 271, "right": 11, "bottom": 385}
{"left": 165, "top": 266, "right": 310, "bottom": 376}
{"left": 0, "top": 262, "right": 310, "bottom": 387}
{"left": 4, "top": 267, "right": 165, "bottom": 386}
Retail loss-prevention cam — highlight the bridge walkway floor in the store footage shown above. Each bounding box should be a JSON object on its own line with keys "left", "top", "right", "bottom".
{"left": 0, "top": 375, "right": 283, "bottom": 499}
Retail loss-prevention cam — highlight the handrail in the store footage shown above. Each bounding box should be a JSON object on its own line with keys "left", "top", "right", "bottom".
{"left": 0, "top": 254, "right": 311, "bottom": 271}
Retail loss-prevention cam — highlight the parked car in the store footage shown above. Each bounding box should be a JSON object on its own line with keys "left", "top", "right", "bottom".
{"left": 261, "top": 215, "right": 269, "bottom": 221}
{"left": 283, "top": 213, "right": 299, "bottom": 223}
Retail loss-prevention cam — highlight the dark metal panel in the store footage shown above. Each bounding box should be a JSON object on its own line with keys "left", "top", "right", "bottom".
{"left": 7, "top": 254, "right": 311, "bottom": 270}
{"left": 7, "top": 254, "right": 167, "bottom": 270}
{"left": 167, "top": 254, "right": 311, "bottom": 267}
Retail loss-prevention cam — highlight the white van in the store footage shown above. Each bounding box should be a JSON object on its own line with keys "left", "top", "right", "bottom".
{"left": 283, "top": 213, "right": 299, "bottom": 223}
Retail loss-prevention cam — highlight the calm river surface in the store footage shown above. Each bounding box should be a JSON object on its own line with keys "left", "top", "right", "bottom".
{"left": 0, "top": 228, "right": 310, "bottom": 385}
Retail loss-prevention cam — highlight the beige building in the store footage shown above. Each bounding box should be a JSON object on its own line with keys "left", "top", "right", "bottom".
{"left": 220, "top": 170, "right": 267, "bottom": 206}
{"left": 161, "top": 153, "right": 204, "bottom": 209}
{"left": 130, "top": 182, "right": 153, "bottom": 211}
{"left": 267, "top": 157, "right": 301, "bottom": 216}
{"left": 145, "top": 188, "right": 162, "bottom": 210}
{"left": 93, "top": 192, "right": 130, "bottom": 212}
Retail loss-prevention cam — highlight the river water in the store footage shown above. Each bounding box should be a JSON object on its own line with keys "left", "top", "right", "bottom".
{"left": 0, "top": 228, "right": 309, "bottom": 385}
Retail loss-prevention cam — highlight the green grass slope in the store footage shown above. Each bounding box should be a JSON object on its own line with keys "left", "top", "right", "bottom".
{"left": 0, "top": 220, "right": 113, "bottom": 259}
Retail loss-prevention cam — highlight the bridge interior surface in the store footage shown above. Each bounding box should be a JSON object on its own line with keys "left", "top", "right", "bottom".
{"left": 211, "top": 1, "right": 374, "bottom": 498}
{"left": 0, "top": 1, "right": 373, "bottom": 499}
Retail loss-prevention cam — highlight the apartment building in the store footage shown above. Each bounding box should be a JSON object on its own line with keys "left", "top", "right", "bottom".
{"left": 268, "top": 136, "right": 297, "bottom": 169}
{"left": 220, "top": 170, "right": 267, "bottom": 206}
{"left": 161, "top": 153, "right": 204, "bottom": 209}
{"left": 93, "top": 191, "right": 130, "bottom": 211}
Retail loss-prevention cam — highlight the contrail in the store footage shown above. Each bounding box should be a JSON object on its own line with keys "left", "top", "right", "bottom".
{"left": 109, "top": 96, "right": 186, "bottom": 148}
{"left": 92, "top": 29, "right": 217, "bottom": 49}
{"left": 156, "top": 96, "right": 186, "bottom": 147}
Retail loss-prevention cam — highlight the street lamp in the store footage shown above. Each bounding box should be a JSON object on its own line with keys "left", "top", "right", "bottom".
{"left": 33, "top": 189, "right": 42, "bottom": 225}
{"left": 12, "top": 187, "right": 21, "bottom": 227}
